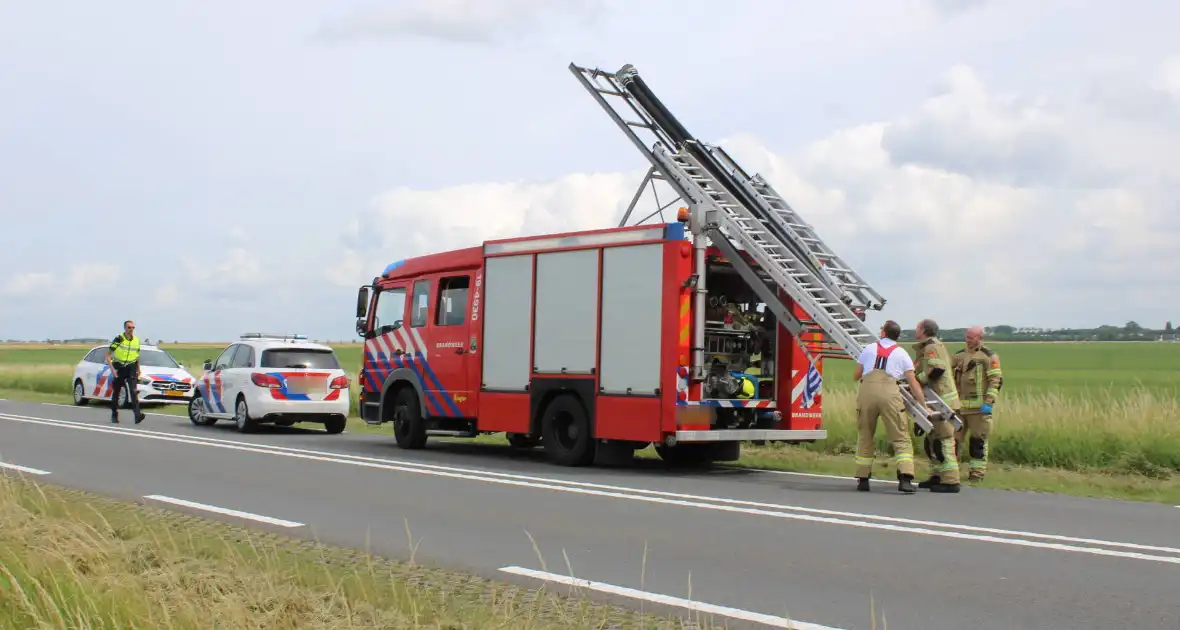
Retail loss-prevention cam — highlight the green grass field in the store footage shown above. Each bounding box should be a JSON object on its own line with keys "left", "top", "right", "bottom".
{"left": 3, "top": 340, "right": 1179, "bottom": 502}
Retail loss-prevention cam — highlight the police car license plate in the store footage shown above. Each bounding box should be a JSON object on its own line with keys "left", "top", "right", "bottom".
{"left": 285, "top": 376, "right": 320, "bottom": 395}
{"left": 164, "top": 390, "right": 185, "bottom": 397}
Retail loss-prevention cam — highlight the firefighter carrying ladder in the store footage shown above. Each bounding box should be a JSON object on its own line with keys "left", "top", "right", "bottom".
{"left": 569, "top": 62, "right": 960, "bottom": 433}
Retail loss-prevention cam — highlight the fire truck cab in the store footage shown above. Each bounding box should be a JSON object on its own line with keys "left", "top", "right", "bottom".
{"left": 353, "top": 218, "right": 828, "bottom": 468}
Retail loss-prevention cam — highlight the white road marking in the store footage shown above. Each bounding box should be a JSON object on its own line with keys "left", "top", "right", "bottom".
{"left": 0, "top": 461, "right": 51, "bottom": 475}
{"left": 728, "top": 467, "right": 892, "bottom": 483}
{"left": 500, "top": 566, "right": 842, "bottom": 630}
{"left": 143, "top": 495, "right": 304, "bottom": 528}
{"left": 2, "top": 411, "right": 1178, "bottom": 564}
{"left": 22, "top": 404, "right": 904, "bottom": 482}
{"left": 41, "top": 405, "right": 181, "bottom": 420}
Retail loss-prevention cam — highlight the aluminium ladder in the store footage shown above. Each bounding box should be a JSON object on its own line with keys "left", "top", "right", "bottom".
{"left": 569, "top": 62, "right": 960, "bottom": 432}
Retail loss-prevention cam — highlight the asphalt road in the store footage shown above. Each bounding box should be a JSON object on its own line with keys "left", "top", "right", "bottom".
{"left": 1, "top": 398, "right": 1178, "bottom": 630}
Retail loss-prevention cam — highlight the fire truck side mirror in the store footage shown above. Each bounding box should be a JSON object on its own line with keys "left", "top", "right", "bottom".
{"left": 356, "top": 286, "right": 370, "bottom": 319}
{"left": 355, "top": 318, "right": 368, "bottom": 338}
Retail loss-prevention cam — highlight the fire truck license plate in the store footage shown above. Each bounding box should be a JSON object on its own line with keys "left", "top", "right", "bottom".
{"left": 677, "top": 406, "right": 713, "bottom": 426}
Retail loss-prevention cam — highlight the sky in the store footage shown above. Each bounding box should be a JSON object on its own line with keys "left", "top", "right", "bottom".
{"left": 2, "top": 0, "right": 1179, "bottom": 342}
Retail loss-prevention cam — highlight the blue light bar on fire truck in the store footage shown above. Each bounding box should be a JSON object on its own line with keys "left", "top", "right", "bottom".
{"left": 382, "top": 259, "right": 406, "bottom": 275}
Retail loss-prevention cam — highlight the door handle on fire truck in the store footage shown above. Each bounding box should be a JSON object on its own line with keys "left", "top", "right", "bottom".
{"left": 455, "top": 349, "right": 467, "bottom": 355}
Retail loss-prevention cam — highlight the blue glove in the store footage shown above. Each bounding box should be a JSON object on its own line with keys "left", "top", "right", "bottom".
{"left": 980, "top": 403, "right": 993, "bottom": 414}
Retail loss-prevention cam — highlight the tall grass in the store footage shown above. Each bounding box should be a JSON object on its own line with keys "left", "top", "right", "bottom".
{"left": 0, "top": 475, "right": 707, "bottom": 629}
{"left": 786, "top": 385, "right": 1180, "bottom": 476}
{"left": 0, "top": 364, "right": 73, "bottom": 396}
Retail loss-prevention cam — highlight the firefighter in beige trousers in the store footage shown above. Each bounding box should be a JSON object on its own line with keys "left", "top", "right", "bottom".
{"left": 913, "top": 318, "right": 963, "bottom": 493}
{"left": 952, "top": 325, "right": 1004, "bottom": 482}
{"left": 852, "top": 320, "right": 930, "bottom": 494}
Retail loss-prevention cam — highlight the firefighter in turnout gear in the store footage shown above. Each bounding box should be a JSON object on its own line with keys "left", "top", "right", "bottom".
{"left": 852, "top": 320, "right": 930, "bottom": 494}
{"left": 106, "top": 320, "right": 147, "bottom": 424}
{"left": 952, "top": 326, "right": 1003, "bottom": 482}
{"left": 912, "top": 318, "right": 962, "bottom": 492}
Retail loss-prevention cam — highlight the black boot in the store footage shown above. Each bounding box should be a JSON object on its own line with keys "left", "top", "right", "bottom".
{"left": 135, "top": 412, "right": 146, "bottom": 424}
{"left": 917, "top": 475, "right": 940, "bottom": 489}
{"left": 110, "top": 412, "right": 119, "bottom": 424}
{"left": 930, "top": 483, "right": 961, "bottom": 493}
{"left": 856, "top": 477, "right": 871, "bottom": 492}
{"left": 897, "top": 473, "right": 916, "bottom": 494}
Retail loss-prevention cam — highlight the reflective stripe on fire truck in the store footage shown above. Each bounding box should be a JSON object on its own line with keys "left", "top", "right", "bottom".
{"left": 364, "top": 328, "right": 463, "bottom": 418}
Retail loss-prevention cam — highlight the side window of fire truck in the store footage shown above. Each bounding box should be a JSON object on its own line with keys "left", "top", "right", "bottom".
{"left": 410, "top": 280, "right": 430, "bottom": 328}
{"left": 373, "top": 287, "right": 407, "bottom": 332}
{"left": 435, "top": 275, "right": 470, "bottom": 327}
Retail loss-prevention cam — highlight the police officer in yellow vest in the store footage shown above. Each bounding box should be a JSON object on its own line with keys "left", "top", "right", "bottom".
{"left": 106, "top": 320, "right": 146, "bottom": 424}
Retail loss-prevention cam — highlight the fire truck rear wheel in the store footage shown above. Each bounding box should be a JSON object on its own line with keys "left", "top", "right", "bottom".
{"left": 391, "top": 387, "right": 427, "bottom": 449}
{"left": 540, "top": 395, "right": 595, "bottom": 467}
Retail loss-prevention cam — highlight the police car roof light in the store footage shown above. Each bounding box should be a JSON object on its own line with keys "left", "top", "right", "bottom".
{"left": 239, "top": 332, "right": 308, "bottom": 341}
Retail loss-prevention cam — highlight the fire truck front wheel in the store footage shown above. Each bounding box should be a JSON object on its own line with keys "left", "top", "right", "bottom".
{"left": 391, "top": 386, "right": 428, "bottom": 449}
{"left": 540, "top": 395, "right": 595, "bottom": 467}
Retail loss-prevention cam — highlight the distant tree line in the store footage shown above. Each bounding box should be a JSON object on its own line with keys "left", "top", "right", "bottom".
{"left": 896, "top": 321, "right": 1179, "bottom": 343}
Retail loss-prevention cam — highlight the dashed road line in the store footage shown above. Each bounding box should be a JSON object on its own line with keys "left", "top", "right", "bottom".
{"left": 0, "top": 461, "right": 51, "bottom": 475}
{"left": 500, "top": 566, "right": 843, "bottom": 629}
{"left": 143, "top": 495, "right": 304, "bottom": 528}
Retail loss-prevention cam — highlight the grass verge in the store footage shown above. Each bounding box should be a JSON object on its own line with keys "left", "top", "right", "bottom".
{"left": 0, "top": 473, "right": 728, "bottom": 629}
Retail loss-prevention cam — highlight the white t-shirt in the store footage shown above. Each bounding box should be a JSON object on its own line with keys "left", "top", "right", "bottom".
{"left": 857, "top": 338, "right": 914, "bottom": 379}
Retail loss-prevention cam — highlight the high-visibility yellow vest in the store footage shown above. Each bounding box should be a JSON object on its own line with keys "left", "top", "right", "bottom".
{"left": 111, "top": 335, "right": 141, "bottom": 363}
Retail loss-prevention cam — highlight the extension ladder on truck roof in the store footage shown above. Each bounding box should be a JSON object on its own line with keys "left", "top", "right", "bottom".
{"left": 569, "top": 62, "right": 961, "bottom": 433}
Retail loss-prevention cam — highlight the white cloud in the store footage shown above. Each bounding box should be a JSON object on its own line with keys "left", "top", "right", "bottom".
{"left": 182, "top": 247, "right": 263, "bottom": 294}
{"left": 3, "top": 265, "right": 120, "bottom": 298}
{"left": 3, "top": 272, "right": 55, "bottom": 297}
{"left": 316, "top": 0, "right": 603, "bottom": 44}
{"left": 66, "top": 264, "right": 120, "bottom": 295}
{"left": 339, "top": 59, "right": 1180, "bottom": 329}
{"left": 152, "top": 284, "right": 181, "bottom": 309}
{"left": 339, "top": 171, "right": 646, "bottom": 275}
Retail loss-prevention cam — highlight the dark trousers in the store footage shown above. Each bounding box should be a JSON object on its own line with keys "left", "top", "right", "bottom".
{"left": 110, "top": 363, "right": 142, "bottom": 417}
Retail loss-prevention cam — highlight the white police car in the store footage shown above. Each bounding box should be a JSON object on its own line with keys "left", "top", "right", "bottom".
{"left": 72, "top": 344, "right": 197, "bottom": 407}
{"left": 188, "top": 333, "right": 350, "bottom": 434}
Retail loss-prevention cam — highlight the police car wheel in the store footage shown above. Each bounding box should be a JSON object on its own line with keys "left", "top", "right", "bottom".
{"left": 73, "top": 380, "right": 88, "bottom": 406}
{"left": 189, "top": 396, "right": 217, "bottom": 426}
{"left": 323, "top": 415, "right": 346, "bottom": 434}
{"left": 234, "top": 397, "right": 259, "bottom": 433}
{"left": 541, "top": 395, "right": 595, "bottom": 467}
{"left": 117, "top": 388, "right": 129, "bottom": 409}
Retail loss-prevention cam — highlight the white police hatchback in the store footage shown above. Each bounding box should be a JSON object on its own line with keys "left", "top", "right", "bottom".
{"left": 72, "top": 344, "right": 197, "bottom": 407}
{"left": 188, "top": 333, "right": 350, "bottom": 434}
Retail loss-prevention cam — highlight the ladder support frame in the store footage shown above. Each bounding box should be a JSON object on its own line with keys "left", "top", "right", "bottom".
{"left": 569, "top": 61, "right": 960, "bottom": 432}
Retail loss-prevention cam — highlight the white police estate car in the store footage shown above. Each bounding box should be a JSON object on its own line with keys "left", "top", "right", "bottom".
{"left": 72, "top": 344, "right": 197, "bottom": 407}
{"left": 188, "top": 333, "right": 351, "bottom": 434}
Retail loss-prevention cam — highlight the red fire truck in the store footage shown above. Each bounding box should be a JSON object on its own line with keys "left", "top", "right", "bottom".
{"left": 351, "top": 62, "right": 956, "bottom": 467}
